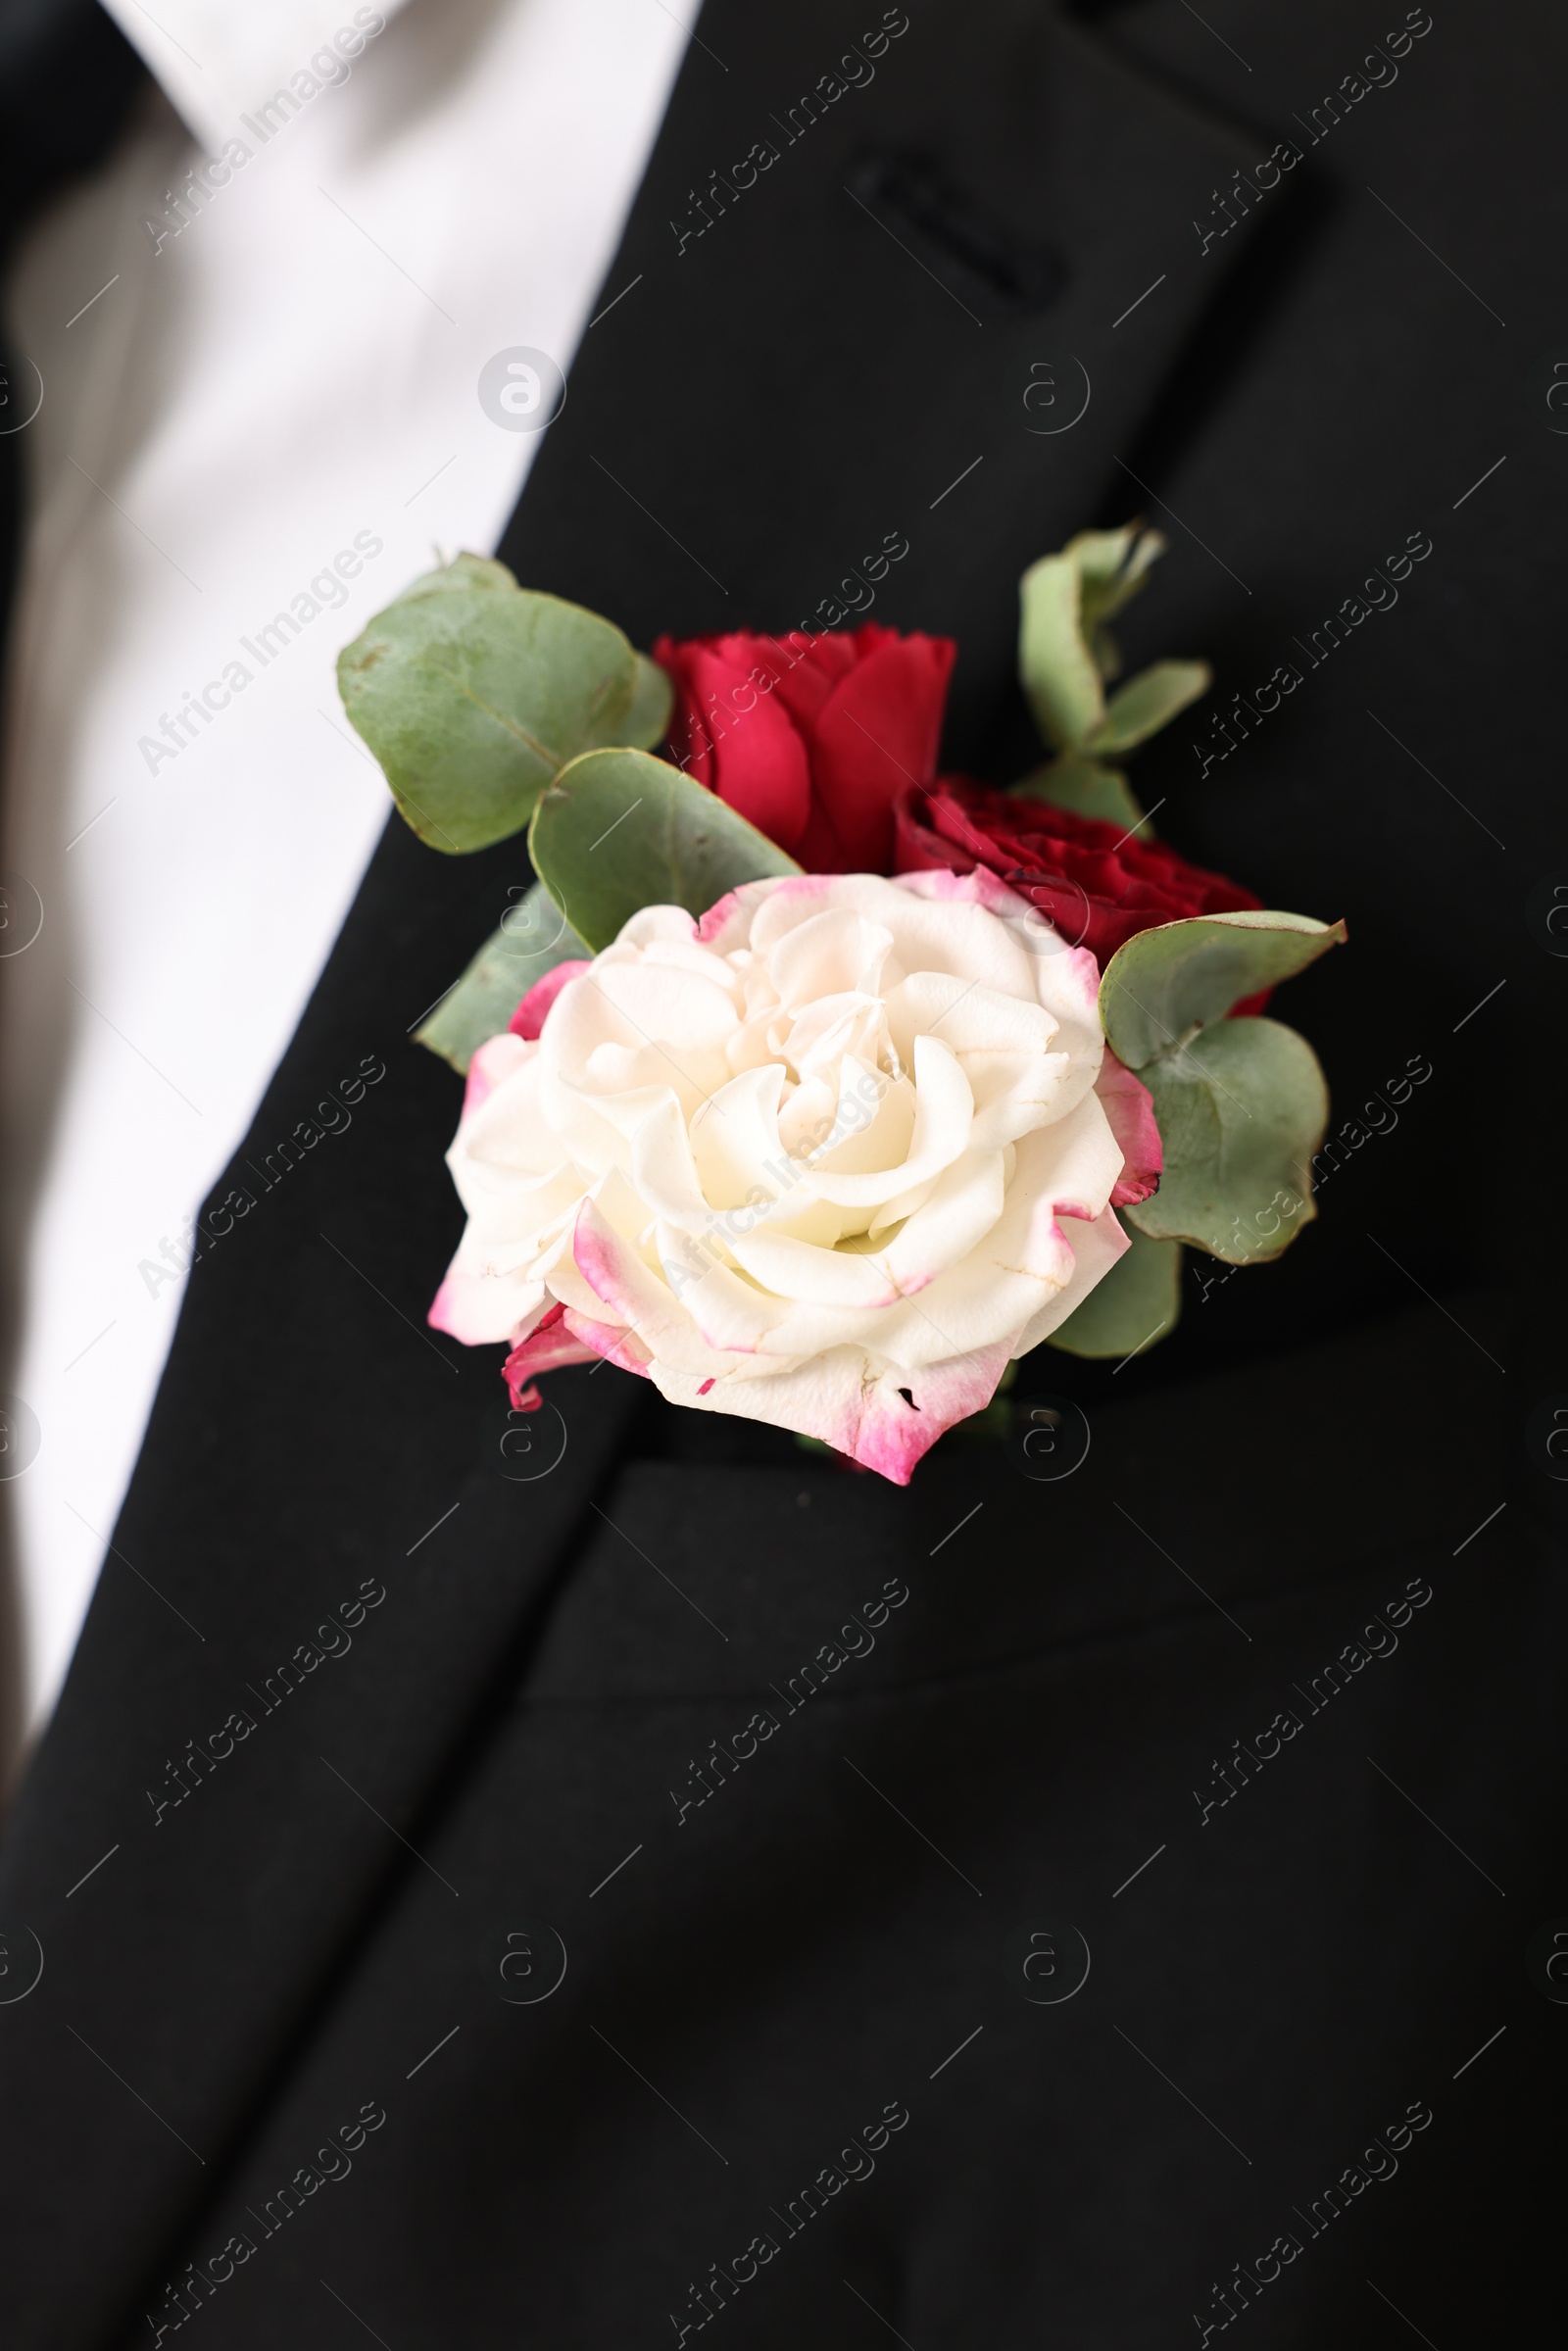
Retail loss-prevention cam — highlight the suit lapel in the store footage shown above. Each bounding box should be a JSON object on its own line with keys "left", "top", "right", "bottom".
{"left": 503, "top": 4, "right": 1269, "bottom": 761}
{"left": 0, "top": 6, "right": 1274, "bottom": 2341}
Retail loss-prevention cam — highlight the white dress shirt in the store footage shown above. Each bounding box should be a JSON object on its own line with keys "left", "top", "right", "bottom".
{"left": 0, "top": 0, "right": 688, "bottom": 1748}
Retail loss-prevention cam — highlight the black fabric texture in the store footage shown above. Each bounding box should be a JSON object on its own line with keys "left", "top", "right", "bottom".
{"left": 0, "top": 2, "right": 1559, "bottom": 2345}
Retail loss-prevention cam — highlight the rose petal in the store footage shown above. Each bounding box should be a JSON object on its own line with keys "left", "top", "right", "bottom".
{"left": 430, "top": 868, "right": 1141, "bottom": 1480}
{"left": 503, "top": 1303, "right": 600, "bottom": 1402}
{"left": 686, "top": 646, "right": 814, "bottom": 851}
{"left": 461, "top": 1029, "right": 532, "bottom": 1117}
{"left": 895, "top": 776, "right": 1263, "bottom": 971}
{"left": 1096, "top": 1048, "right": 1164, "bottom": 1207}
{"left": 511, "top": 960, "right": 590, "bottom": 1041}
{"left": 649, "top": 1335, "right": 1013, "bottom": 1486}
{"left": 1008, "top": 1200, "right": 1131, "bottom": 1356}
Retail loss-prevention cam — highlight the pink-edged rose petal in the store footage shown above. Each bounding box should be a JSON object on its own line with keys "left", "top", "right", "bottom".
{"left": 431, "top": 869, "right": 1136, "bottom": 1483}
{"left": 561, "top": 1308, "right": 653, "bottom": 1378}
{"left": 460, "top": 1028, "right": 531, "bottom": 1118}
{"left": 502, "top": 1302, "right": 600, "bottom": 1406}
{"left": 511, "top": 959, "right": 590, "bottom": 1041}
{"left": 1095, "top": 1048, "right": 1163, "bottom": 1207}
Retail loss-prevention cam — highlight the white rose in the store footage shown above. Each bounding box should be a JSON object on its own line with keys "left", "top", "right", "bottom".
{"left": 430, "top": 868, "right": 1158, "bottom": 1483}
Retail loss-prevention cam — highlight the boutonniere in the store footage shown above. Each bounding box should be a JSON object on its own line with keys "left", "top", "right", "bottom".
{"left": 336, "top": 525, "right": 1343, "bottom": 1483}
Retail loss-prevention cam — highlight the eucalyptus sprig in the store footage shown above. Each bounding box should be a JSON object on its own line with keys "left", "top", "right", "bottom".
{"left": 336, "top": 538, "right": 1345, "bottom": 1383}
{"left": 1020, "top": 536, "right": 1345, "bottom": 1362}
{"left": 1012, "top": 521, "right": 1209, "bottom": 832}
{"left": 337, "top": 554, "right": 797, "bottom": 1072}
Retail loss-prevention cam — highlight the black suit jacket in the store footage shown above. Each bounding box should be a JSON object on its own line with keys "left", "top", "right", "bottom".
{"left": 0, "top": 3, "right": 1561, "bottom": 2345}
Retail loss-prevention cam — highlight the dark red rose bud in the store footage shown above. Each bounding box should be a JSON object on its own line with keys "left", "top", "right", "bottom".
{"left": 894, "top": 777, "right": 1267, "bottom": 1004}
{"left": 654, "top": 623, "right": 956, "bottom": 873}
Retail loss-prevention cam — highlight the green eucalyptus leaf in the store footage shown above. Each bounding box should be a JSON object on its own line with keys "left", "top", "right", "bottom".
{"left": 529, "top": 748, "right": 800, "bottom": 954}
{"left": 1101, "top": 910, "right": 1347, "bottom": 1072}
{"left": 1123, "top": 1016, "right": 1328, "bottom": 1262}
{"left": 337, "top": 557, "right": 642, "bottom": 855}
{"left": 415, "top": 882, "right": 591, "bottom": 1073}
{"left": 1074, "top": 521, "right": 1165, "bottom": 635}
{"left": 1011, "top": 753, "right": 1148, "bottom": 833}
{"left": 606, "top": 652, "right": 675, "bottom": 754}
{"left": 1077, "top": 522, "right": 1166, "bottom": 680}
{"left": 1089, "top": 627, "right": 1125, "bottom": 685}
{"left": 397, "top": 551, "right": 518, "bottom": 601}
{"left": 1062, "top": 527, "right": 1136, "bottom": 584}
{"left": 1018, "top": 523, "right": 1189, "bottom": 754}
{"left": 1018, "top": 552, "right": 1104, "bottom": 749}
{"left": 1048, "top": 1216, "right": 1182, "bottom": 1358}
{"left": 1087, "top": 658, "right": 1211, "bottom": 755}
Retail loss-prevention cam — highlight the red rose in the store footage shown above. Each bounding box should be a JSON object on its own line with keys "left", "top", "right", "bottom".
{"left": 893, "top": 776, "right": 1263, "bottom": 970}
{"left": 653, "top": 622, "right": 956, "bottom": 873}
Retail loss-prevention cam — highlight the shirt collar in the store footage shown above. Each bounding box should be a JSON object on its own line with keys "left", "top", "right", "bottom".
{"left": 99, "top": 0, "right": 413, "bottom": 154}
